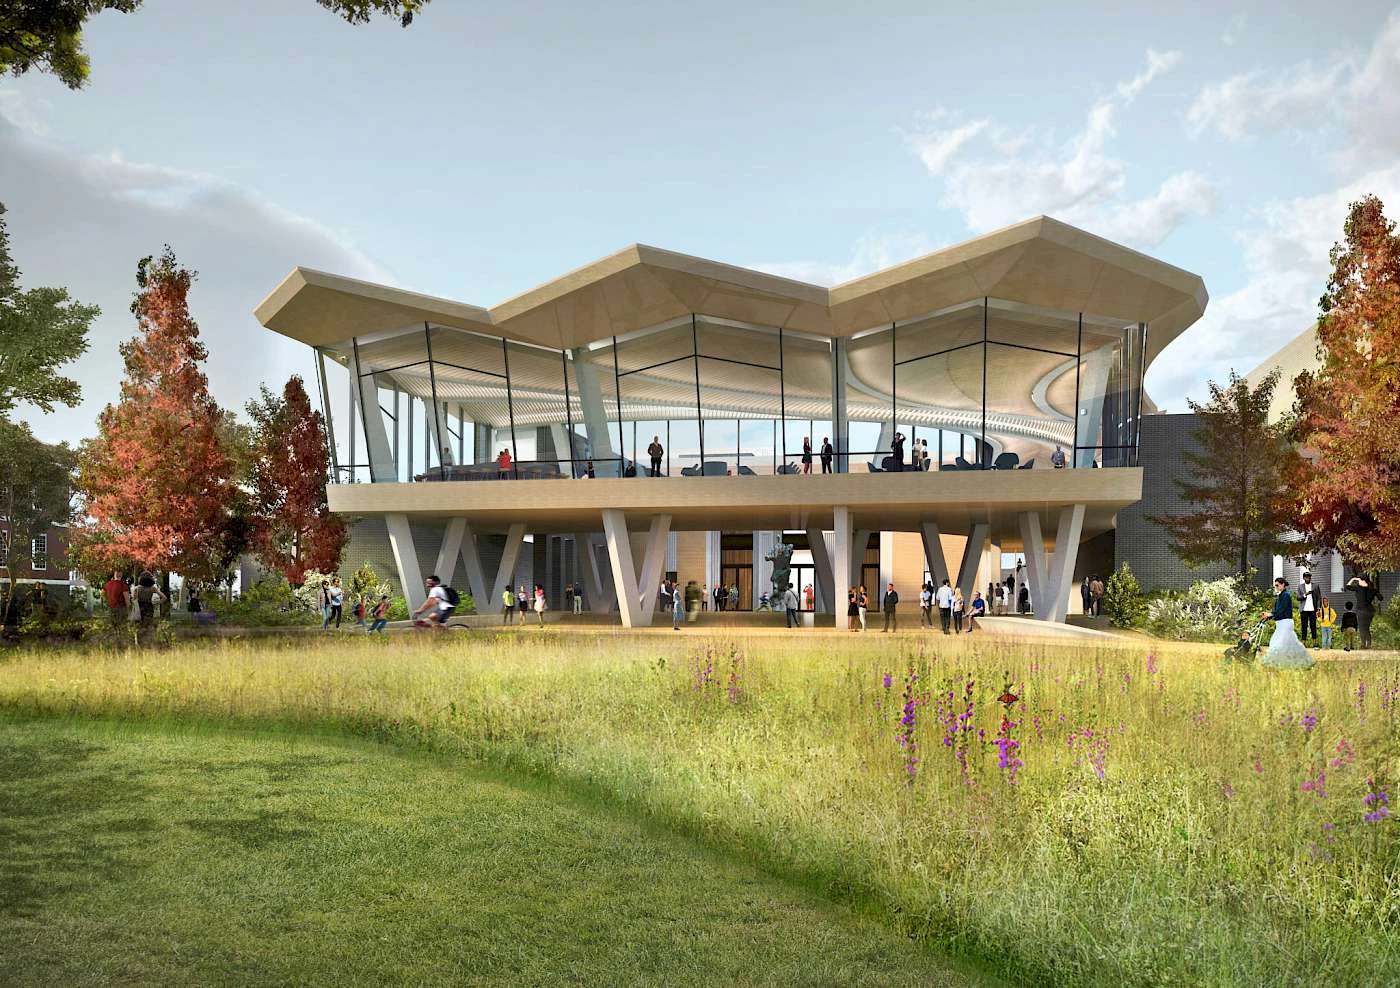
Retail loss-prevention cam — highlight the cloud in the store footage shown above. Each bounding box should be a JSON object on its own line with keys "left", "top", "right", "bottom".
{"left": 906, "top": 50, "right": 1212, "bottom": 248}
{"left": 0, "top": 88, "right": 49, "bottom": 137}
{"left": 0, "top": 109, "right": 394, "bottom": 448}
{"left": 753, "top": 231, "right": 939, "bottom": 287}
{"left": 1145, "top": 163, "right": 1400, "bottom": 409}
{"left": 1221, "top": 13, "right": 1248, "bottom": 47}
{"left": 1187, "top": 10, "right": 1400, "bottom": 165}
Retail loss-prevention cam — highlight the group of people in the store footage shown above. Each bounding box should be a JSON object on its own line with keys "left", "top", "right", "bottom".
{"left": 1264, "top": 570, "right": 1383, "bottom": 663}
{"left": 696, "top": 583, "right": 742, "bottom": 611}
{"left": 499, "top": 584, "right": 549, "bottom": 625}
{"left": 839, "top": 580, "right": 985, "bottom": 633}
{"left": 1079, "top": 575, "right": 1106, "bottom": 617}
{"left": 100, "top": 571, "right": 165, "bottom": 629}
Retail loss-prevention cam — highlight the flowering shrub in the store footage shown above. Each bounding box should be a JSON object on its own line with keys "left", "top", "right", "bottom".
{"left": 1145, "top": 575, "right": 1269, "bottom": 642}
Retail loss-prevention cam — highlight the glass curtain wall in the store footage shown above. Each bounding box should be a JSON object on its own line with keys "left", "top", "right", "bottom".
{"left": 329, "top": 302, "right": 1147, "bottom": 482}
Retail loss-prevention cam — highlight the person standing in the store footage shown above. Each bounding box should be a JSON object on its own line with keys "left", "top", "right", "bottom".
{"left": 497, "top": 447, "right": 512, "bottom": 478}
{"left": 804, "top": 584, "right": 814, "bottom": 611}
{"left": 910, "top": 442, "right": 924, "bottom": 472}
{"left": 936, "top": 579, "right": 954, "bottom": 634}
{"left": 102, "top": 571, "right": 130, "bottom": 626}
{"left": 517, "top": 584, "right": 529, "bottom": 625}
{"left": 672, "top": 583, "right": 685, "bottom": 630}
{"left": 1341, "top": 601, "right": 1360, "bottom": 651}
{"left": 857, "top": 585, "right": 869, "bottom": 631}
{"left": 1317, "top": 596, "right": 1337, "bottom": 650}
{"left": 882, "top": 583, "right": 900, "bottom": 632}
{"left": 801, "top": 436, "right": 813, "bottom": 475}
{"left": 1262, "top": 577, "right": 1313, "bottom": 668}
{"left": 1051, "top": 445, "right": 1067, "bottom": 469}
{"left": 784, "top": 583, "right": 800, "bottom": 628}
{"left": 1080, "top": 577, "right": 1091, "bottom": 616}
{"left": 1019, "top": 584, "right": 1031, "bottom": 615}
{"left": 134, "top": 572, "right": 158, "bottom": 629}
{"left": 647, "top": 436, "right": 664, "bottom": 477}
{"left": 891, "top": 432, "right": 905, "bottom": 471}
{"left": 951, "top": 587, "right": 965, "bottom": 633}
{"left": 701, "top": 583, "right": 709, "bottom": 612}
{"left": 533, "top": 584, "right": 547, "bottom": 625}
{"left": 820, "top": 437, "right": 834, "bottom": 474}
{"left": 564, "top": 583, "right": 574, "bottom": 614}
{"left": 728, "top": 584, "right": 739, "bottom": 611}
{"left": 573, "top": 584, "right": 584, "bottom": 614}
{"left": 502, "top": 585, "right": 515, "bottom": 624}
{"left": 846, "top": 587, "right": 859, "bottom": 631}
{"left": 1089, "top": 575, "right": 1104, "bottom": 617}
{"left": 714, "top": 584, "right": 723, "bottom": 612}
{"left": 919, "top": 582, "right": 933, "bottom": 628}
{"left": 320, "top": 578, "right": 333, "bottom": 628}
{"left": 1345, "top": 573, "right": 1382, "bottom": 650}
{"left": 1297, "top": 571, "right": 1320, "bottom": 645}
{"left": 328, "top": 578, "right": 344, "bottom": 628}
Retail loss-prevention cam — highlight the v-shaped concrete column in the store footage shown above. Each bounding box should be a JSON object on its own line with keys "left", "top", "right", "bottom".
{"left": 601, "top": 510, "right": 672, "bottom": 628}
{"left": 920, "top": 522, "right": 951, "bottom": 589}
{"left": 956, "top": 522, "right": 990, "bottom": 600}
{"left": 1018, "top": 505, "right": 1085, "bottom": 622}
{"left": 805, "top": 528, "right": 835, "bottom": 614}
{"left": 433, "top": 520, "right": 525, "bottom": 613}
{"left": 581, "top": 534, "right": 616, "bottom": 614}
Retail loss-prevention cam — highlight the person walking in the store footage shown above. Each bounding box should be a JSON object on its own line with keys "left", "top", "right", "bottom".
{"left": 847, "top": 587, "right": 859, "bottom": 631}
{"left": 784, "top": 583, "right": 800, "bottom": 628}
{"left": 1297, "top": 571, "right": 1320, "bottom": 645}
{"left": 1317, "top": 596, "right": 1337, "bottom": 650}
{"left": 501, "top": 585, "right": 515, "bottom": 624}
{"left": 671, "top": 583, "right": 685, "bottom": 630}
{"left": 951, "top": 587, "right": 965, "bottom": 633}
{"left": 647, "top": 436, "right": 664, "bottom": 477}
{"left": 1262, "top": 577, "right": 1313, "bottom": 668}
{"left": 320, "top": 578, "right": 333, "bottom": 628}
{"left": 533, "top": 584, "right": 547, "bottom": 626}
{"left": 820, "top": 437, "right": 833, "bottom": 474}
{"left": 936, "top": 579, "right": 953, "bottom": 634}
{"left": 102, "top": 571, "right": 130, "bottom": 626}
{"left": 517, "top": 584, "right": 529, "bottom": 625}
{"left": 367, "top": 594, "right": 391, "bottom": 634}
{"left": 1089, "top": 576, "right": 1104, "bottom": 617}
{"left": 328, "top": 578, "right": 344, "bottom": 628}
{"left": 573, "top": 583, "right": 584, "bottom": 614}
{"left": 857, "top": 585, "right": 869, "bottom": 631}
{"left": 882, "top": 583, "right": 899, "bottom": 632}
{"left": 134, "top": 572, "right": 159, "bottom": 629}
{"left": 968, "top": 591, "right": 985, "bottom": 633}
{"left": 919, "top": 582, "right": 933, "bottom": 628}
{"left": 801, "top": 436, "right": 813, "bottom": 475}
{"left": 1345, "top": 573, "right": 1382, "bottom": 650}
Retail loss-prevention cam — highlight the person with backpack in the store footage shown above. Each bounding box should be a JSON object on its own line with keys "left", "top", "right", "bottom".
{"left": 367, "top": 594, "right": 391, "bottom": 634}
{"left": 413, "top": 575, "right": 457, "bottom": 630}
{"left": 502, "top": 585, "right": 515, "bottom": 624}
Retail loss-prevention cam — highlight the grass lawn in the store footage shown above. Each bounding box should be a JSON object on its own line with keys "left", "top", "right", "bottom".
{"left": 1, "top": 632, "right": 1397, "bottom": 985}
{"left": 0, "top": 717, "right": 978, "bottom": 986}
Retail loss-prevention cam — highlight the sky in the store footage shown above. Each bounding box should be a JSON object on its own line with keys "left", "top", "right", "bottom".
{"left": 5, "top": 0, "right": 1400, "bottom": 448}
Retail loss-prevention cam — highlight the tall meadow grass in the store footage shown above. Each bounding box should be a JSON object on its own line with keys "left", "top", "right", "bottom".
{"left": 1, "top": 632, "right": 1396, "bottom": 985}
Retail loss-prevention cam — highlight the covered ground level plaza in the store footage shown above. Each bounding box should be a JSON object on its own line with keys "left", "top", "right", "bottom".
{"left": 255, "top": 215, "right": 1207, "bottom": 625}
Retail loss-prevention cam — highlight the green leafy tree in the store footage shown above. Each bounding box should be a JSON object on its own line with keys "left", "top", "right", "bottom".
{"left": 0, "top": 202, "right": 96, "bottom": 419}
{"left": 0, "top": 419, "right": 75, "bottom": 616}
{"left": 1149, "top": 369, "right": 1300, "bottom": 577}
{"left": 2, "top": 1, "right": 427, "bottom": 89}
{"left": 1100, "top": 563, "right": 1147, "bottom": 629}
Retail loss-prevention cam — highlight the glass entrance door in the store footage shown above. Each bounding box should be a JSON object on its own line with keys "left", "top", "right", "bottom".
{"left": 719, "top": 566, "right": 752, "bottom": 610}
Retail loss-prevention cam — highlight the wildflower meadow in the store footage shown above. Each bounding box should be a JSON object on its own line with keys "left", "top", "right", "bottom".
{"left": 1, "top": 633, "right": 1397, "bottom": 985}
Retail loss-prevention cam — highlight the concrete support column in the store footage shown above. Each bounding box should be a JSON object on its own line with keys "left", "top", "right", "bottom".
{"left": 456, "top": 522, "right": 526, "bottom": 612}
{"left": 346, "top": 346, "right": 396, "bottom": 482}
{"left": 1017, "top": 506, "right": 1086, "bottom": 623}
{"left": 433, "top": 517, "right": 467, "bottom": 587}
{"left": 634, "top": 514, "right": 673, "bottom": 621}
{"left": 806, "top": 528, "right": 835, "bottom": 615}
{"left": 571, "top": 348, "right": 618, "bottom": 476}
{"left": 920, "top": 522, "right": 951, "bottom": 589}
{"left": 385, "top": 513, "right": 425, "bottom": 610}
{"left": 956, "top": 523, "right": 990, "bottom": 601}
{"left": 581, "top": 534, "right": 616, "bottom": 614}
{"left": 832, "top": 507, "right": 853, "bottom": 621}
{"left": 704, "top": 529, "right": 722, "bottom": 591}
{"left": 472, "top": 423, "right": 491, "bottom": 464}
{"left": 601, "top": 509, "right": 670, "bottom": 628}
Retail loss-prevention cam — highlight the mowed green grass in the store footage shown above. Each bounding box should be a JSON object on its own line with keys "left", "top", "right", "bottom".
{"left": 0, "top": 716, "right": 980, "bottom": 987}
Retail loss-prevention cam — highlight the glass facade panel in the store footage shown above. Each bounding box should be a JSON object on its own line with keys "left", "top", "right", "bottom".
{"left": 695, "top": 316, "right": 782, "bottom": 369}
{"left": 696, "top": 356, "right": 781, "bottom": 476}
{"left": 845, "top": 326, "right": 893, "bottom": 470}
{"left": 985, "top": 298, "right": 1080, "bottom": 355}
{"left": 1074, "top": 318, "right": 1146, "bottom": 467}
{"left": 894, "top": 299, "right": 984, "bottom": 363}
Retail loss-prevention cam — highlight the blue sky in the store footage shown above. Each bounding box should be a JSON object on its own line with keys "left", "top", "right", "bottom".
{"left": 5, "top": 0, "right": 1400, "bottom": 446}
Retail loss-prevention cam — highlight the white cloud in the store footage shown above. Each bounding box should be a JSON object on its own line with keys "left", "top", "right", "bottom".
{"left": 0, "top": 88, "right": 49, "bottom": 137}
{"left": 905, "top": 50, "right": 1211, "bottom": 249}
{"left": 753, "top": 231, "right": 939, "bottom": 287}
{"left": 0, "top": 109, "right": 394, "bottom": 448}
{"left": 1146, "top": 163, "right": 1400, "bottom": 408}
{"left": 1222, "top": 13, "right": 1248, "bottom": 47}
{"left": 1187, "top": 10, "right": 1400, "bottom": 164}
{"left": 1117, "top": 48, "right": 1183, "bottom": 104}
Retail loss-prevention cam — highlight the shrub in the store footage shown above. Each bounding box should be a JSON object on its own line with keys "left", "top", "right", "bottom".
{"left": 1101, "top": 563, "right": 1147, "bottom": 628}
{"left": 1144, "top": 574, "right": 1270, "bottom": 642}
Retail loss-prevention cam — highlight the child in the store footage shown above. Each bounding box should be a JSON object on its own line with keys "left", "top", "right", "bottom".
{"left": 1341, "top": 601, "right": 1359, "bottom": 651}
{"left": 1317, "top": 596, "right": 1337, "bottom": 649}
{"left": 368, "top": 595, "right": 391, "bottom": 634}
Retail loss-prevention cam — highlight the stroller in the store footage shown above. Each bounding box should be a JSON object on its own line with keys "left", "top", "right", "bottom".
{"left": 1223, "top": 612, "right": 1272, "bottom": 663}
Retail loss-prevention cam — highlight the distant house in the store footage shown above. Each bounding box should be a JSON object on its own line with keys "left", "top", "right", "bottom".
{"left": 0, "top": 521, "right": 72, "bottom": 596}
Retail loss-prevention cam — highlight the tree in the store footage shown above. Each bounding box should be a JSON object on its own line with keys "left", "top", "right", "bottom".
{"left": 2, "top": 1, "right": 427, "bottom": 89}
{"left": 71, "top": 248, "right": 238, "bottom": 583}
{"left": 245, "top": 376, "right": 345, "bottom": 585}
{"left": 1291, "top": 195, "right": 1400, "bottom": 572}
{"left": 0, "top": 419, "right": 75, "bottom": 616}
{"left": 0, "top": 202, "right": 97, "bottom": 419}
{"left": 1149, "top": 370, "right": 1300, "bottom": 576}
{"left": 1100, "top": 563, "right": 1147, "bottom": 629}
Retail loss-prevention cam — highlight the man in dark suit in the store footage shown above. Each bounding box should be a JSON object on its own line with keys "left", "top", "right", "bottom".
{"left": 1297, "top": 571, "right": 1321, "bottom": 645}
{"left": 820, "top": 437, "right": 834, "bottom": 473}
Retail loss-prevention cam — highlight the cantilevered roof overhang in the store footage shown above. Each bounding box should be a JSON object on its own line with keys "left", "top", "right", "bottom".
{"left": 255, "top": 215, "right": 1207, "bottom": 370}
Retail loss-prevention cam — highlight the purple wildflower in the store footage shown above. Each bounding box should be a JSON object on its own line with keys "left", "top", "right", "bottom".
{"left": 1364, "top": 783, "right": 1391, "bottom": 824}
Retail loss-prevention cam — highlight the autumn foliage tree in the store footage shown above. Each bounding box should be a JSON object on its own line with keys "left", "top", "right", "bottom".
{"left": 1150, "top": 369, "right": 1300, "bottom": 577}
{"left": 1291, "top": 195, "right": 1400, "bottom": 571}
{"left": 72, "top": 248, "right": 239, "bottom": 582}
{"left": 245, "top": 376, "right": 345, "bottom": 584}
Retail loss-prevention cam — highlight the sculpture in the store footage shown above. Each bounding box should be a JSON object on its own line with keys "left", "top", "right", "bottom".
{"left": 765, "top": 541, "right": 794, "bottom": 602}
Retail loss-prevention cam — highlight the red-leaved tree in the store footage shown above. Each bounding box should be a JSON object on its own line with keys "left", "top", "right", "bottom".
{"left": 1292, "top": 195, "right": 1400, "bottom": 571}
{"left": 246, "top": 375, "right": 345, "bottom": 584}
{"left": 72, "top": 248, "right": 238, "bottom": 581}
